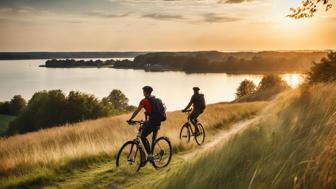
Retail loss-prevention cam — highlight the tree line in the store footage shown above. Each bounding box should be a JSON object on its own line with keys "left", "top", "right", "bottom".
{"left": 1, "top": 89, "right": 135, "bottom": 135}
{"left": 113, "top": 51, "right": 326, "bottom": 74}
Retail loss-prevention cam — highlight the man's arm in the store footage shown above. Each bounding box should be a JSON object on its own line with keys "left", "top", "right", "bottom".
{"left": 128, "top": 105, "right": 142, "bottom": 121}
{"left": 183, "top": 96, "right": 194, "bottom": 111}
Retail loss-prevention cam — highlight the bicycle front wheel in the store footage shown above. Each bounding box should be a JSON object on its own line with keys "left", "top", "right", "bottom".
{"left": 116, "top": 141, "right": 142, "bottom": 173}
{"left": 152, "top": 137, "right": 172, "bottom": 169}
{"left": 179, "top": 123, "right": 191, "bottom": 143}
{"left": 195, "top": 123, "right": 205, "bottom": 145}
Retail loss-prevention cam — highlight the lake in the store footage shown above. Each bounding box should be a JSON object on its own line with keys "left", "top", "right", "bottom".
{"left": 0, "top": 59, "right": 304, "bottom": 110}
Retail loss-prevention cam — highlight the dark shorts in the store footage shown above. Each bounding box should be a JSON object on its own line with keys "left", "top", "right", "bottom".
{"left": 140, "top": 120, "right": 160, "bottom": 139}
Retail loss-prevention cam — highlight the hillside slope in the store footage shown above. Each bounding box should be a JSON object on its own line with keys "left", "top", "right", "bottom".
{"left": 158, "top": 84, "right": 336, "bottom": 189}
{"left": 0, "top": 101, "right": 266, "bottom": 188}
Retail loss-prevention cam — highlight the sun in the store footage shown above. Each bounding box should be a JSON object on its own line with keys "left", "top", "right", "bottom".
{"left": 282, "top": 74, "right": 304, "bottom": 88}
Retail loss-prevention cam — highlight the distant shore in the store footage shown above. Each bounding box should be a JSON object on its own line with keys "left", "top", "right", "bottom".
{"left": 36, "top": 50, "right": 329, "bottom": 74}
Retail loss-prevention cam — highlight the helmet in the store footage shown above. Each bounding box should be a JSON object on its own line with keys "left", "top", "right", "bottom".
{"left": 193, "top": 87, "right": 200, "bottom": 91}
{"left": 142, "top": 86, "right": 153, "bottom": 93}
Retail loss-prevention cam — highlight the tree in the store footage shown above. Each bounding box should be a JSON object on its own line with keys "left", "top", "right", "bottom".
{"left": 236, "top": 80, "right": 256, "bottom": 98}
{"left": 0, "top": 101, "right": 10, "bottom": 115}
{"left": 0, "top": 95, "right": 26, "bottom": 116}
{"left": 105, "top": 89, "right": 129, "bottom": 111}
{"left": 308, "top": 51, "right": 336, "bottom": 83}
{"left": 9, "top": 95, "right": 26, "bottom": 115}
{"left": 66, "top": 91, "right": 108, "bottom": 123}
{"left": 234, "top": 75, "right": 290, "bottom": 102}
{"left": 288, "top": 0, "right": 333, "bottom": 18}
{"left": 8, "top": 90, "right": 71, "bottom": 134}
{"left": 258, "top": 75, "right": 290, "bottom": 92}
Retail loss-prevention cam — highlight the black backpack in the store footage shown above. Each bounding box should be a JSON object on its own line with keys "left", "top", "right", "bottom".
{"left": 148, "top": 96, "right": 167, "bottom": 122}
{"left": 193, "top": 94, "right": 206, "bottom": 110}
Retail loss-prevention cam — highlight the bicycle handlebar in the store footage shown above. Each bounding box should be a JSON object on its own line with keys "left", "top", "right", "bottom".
{"left": 182, "top": 109, "right": 192, "bottom": 113}
{"left": 127, "top": 120, "right": 145, "bottom": 125}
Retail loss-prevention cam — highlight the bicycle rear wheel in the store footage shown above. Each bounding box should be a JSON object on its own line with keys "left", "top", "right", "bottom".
{"left": 179, "top": 123, "right": 191, "bottom": 143}
{"left": 152, "top": 137, "right": 172, "bottom": 169}
{"left": 116, "top": 141, "right": 142, "bottom": 173}
{"left": 195, "top": 123, "right": 205, "bottom": 145}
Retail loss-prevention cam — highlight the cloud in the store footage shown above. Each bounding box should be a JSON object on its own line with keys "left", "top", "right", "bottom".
{"left": 87, "top": 11, "right": 130, "bottom": 18}
{"left": 142, "top": 13, "right": 185, "bottom": 20}
{"left": 218, "top": 0, "right": 254, "bottom": 3}
{"left": 112, "top": 0, "right": 254, "bottom": 4}
{"left": 61, "top": 20, "right": 83, "bottom": 24}
{"left": 202, "top": 13, "right": 241, "bottom": 23}
{"left": 0, "top": 7, "right": 52, "bottom": 18}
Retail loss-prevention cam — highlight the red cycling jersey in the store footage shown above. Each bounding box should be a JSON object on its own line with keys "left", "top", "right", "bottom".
{"left": 139, "top": 98, "right": 152, "bottom": 113}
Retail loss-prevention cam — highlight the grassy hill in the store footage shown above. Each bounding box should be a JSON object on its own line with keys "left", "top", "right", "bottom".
{"left": 0, "top": 115, "right": 15, "bottom": 136}
{"left": 3, "top": 85, "right": 335, "bottom": 189}
{"left": 0, "top": 101, "right": 266, "bottom": 188}
{"left": 157, "top": 84, "right": 336, "bottom": 189}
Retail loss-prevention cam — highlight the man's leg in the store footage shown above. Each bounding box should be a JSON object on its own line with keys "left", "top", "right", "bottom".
{"left": 190, "top": 110, "right": 201, "bottom": 134}
{"left": 140, "top": 122, "right": 153, "bottom": 155}
{"left": 150, "top": 126, "right": 159, "bottom": 154}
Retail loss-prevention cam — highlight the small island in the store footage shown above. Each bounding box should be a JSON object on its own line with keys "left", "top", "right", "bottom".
{"left": 41, "top": 59, "right": 116, "bottom": 68}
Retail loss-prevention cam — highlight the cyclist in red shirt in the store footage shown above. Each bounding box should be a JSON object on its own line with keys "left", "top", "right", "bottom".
{"left": 128, "top": 86, "right": 160, "bottom": 159}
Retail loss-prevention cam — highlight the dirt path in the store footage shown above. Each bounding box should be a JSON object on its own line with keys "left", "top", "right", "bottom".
{"left": 181, "top": 117, "right": 258, "bottom": 160}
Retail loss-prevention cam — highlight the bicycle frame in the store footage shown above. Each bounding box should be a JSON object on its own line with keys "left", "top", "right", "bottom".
{"left": 184, "top": 109, "right": 196, "bottom": 133}
{"left": 129, "top": 121, "right": 153, "bottom": 158}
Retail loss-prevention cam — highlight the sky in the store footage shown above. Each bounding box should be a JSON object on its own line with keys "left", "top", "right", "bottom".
{"left": 0, "top": 0, "right": 335, "bottom": 51}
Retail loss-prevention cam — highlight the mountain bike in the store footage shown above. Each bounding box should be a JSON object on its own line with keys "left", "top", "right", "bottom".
{"left": 116, "top": 120, "right": 172, "bottom": 173}
{"left": 179, "top": 109, "right": 205, "bottom": 145}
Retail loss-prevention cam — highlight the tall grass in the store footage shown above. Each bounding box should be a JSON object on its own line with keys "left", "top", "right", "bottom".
{"left": 0, "top": 102, "right": 265, "bottom": 188}
{"left": 158, "top": 84, "right": 336, "bottom": 189}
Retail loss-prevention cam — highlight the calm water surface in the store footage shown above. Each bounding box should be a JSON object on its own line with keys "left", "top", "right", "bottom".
{"left": 0, "top": 59, "right": 304, "bottom": 110}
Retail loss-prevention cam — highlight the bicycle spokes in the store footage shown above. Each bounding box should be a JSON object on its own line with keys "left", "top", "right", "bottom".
{"left": 116, "top": 141, "right": 142, "bottom": 173}
{"left": 179, "top": 124, "right": 191, "bottom": 143}
{"left": 195, "top": 123, "right": 205, "bottom": 145}
{"left": 152, "top": 137, "right": 172, "bottom": 168}
{"left": 153, "top": 145, "right": 164, "bottom": 161}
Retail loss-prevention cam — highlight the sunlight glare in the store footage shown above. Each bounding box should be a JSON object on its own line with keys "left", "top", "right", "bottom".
{"left": 282, "top": 74, "right": 304, "bottom": 88}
